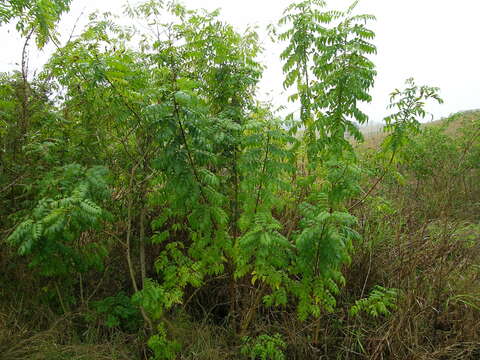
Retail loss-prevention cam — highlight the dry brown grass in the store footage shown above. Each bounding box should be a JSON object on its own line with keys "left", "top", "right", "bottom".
{"left": 0, "top": 311, "right": 138, "bottom": 360}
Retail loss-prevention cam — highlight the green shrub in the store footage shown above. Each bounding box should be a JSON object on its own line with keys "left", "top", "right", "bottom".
{"left": 241, "top": 334, "right": 286, "bottom": 360}
{"left": 91, "top": 292, "right": 142, "bottom": 333}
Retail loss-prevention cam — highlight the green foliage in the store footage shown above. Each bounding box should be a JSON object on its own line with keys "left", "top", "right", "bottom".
{"left": 132, "top": 277, "right": 187, "bottom": 321}
{"left": 0, "top": 0, "right": 72, "bottom": 47}
{"left": 350, "top": 285, "right": 398, "bottom": 318}
{"left": 292, "top": 206, "right": 357, "bottom": 318}
{"left": 6, "top": 164, "right": 111, "bottom": 277}
{"left": 383, "top": 78, "right": 443, "bottom": 153}
{"left": 275, "top": 0, "right": 376, "bottom": 319}
{"left": 91, "top": 292, "right": 142, "bottom": 333}
{"left": 235, "top": 113, "right": 296, "bottom": 298}
{"left": 241, "top": 334, "right": 286, "bottom": 360}
{"left": 399, "top": 126, "right": 457, "bottom": 180}
{"left": 124, "top": 1, "right": 267, "bottom": 329}
{"left": 147, "top": 323, "right": 181, "bottom": 360}
{"left": 0, "top": 71, "right": 58, "bottom": 160}
{"left": 279, "top": 0, "right": 376, "bottom": 157}
{"left": 5, "top": 0, "right": 479, "bottom": 358}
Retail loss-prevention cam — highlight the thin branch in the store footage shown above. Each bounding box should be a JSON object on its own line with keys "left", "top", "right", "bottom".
{"left": 67, "top": 8, "right": 86, "bottom": 44}
{"left": 254, "top": 133, "right": 271, "bottom": 214}
{"left": 349, "top": 150, "right": 395, "bottom": 211}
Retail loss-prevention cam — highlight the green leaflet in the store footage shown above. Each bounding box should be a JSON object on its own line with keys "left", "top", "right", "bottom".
{"left": 6, "top": 164, "right": 111, "bottom": 278}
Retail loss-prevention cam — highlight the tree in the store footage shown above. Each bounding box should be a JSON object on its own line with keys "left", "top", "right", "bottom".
{"left": 0, "top": 0, "right": 72, "bottom": 47}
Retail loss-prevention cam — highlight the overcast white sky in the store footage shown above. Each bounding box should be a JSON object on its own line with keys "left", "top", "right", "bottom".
{"left": 1, "top": 0, "right": 479, "bottom": 123}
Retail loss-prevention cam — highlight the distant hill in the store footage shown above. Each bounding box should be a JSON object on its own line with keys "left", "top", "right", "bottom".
{"left": 358, "top": 109, "right": 480, "bottom": 149}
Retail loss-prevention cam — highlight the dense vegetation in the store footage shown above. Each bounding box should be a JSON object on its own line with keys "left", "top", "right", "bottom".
{"left": 1, "top": 0, "right": 479, "bottom": 359}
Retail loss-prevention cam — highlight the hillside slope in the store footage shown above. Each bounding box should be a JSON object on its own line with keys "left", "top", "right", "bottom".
{"left": 359, "top": 109, "right": 480, "bottom": 149}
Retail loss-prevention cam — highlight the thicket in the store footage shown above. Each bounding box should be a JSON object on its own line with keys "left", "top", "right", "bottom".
{"left": 1, "top": 0, "right": 479, "bottom": 359}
